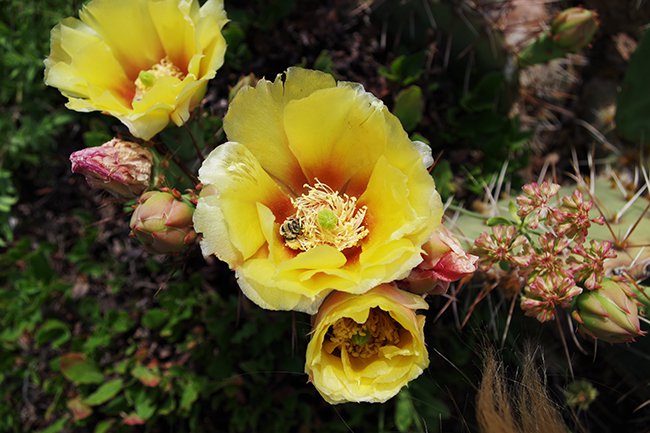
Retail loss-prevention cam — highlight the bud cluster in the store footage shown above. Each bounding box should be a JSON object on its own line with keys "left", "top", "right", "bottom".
{"left": 473, "top": 181, "right": 645, "bottom": 343}
{"left": 70, "top": 138, "right": 198, "bottom": 255}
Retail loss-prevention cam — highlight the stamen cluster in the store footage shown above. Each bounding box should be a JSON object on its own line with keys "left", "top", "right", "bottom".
{"left": 134, "top": 57, "right": 185, "bottom": 103}
{"left": 327, "top": 308, "right": 401, "bottom": 358}
{"left": 282, "top": 181, "right": 369, "bottom": 252}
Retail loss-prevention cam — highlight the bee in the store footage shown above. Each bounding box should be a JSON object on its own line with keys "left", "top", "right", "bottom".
{"left": 280, "top": 217, "right": 303, "bottom": 241}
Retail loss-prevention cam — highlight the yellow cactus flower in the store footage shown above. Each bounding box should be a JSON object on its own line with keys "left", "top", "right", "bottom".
{"left": 194, "top": 67, "right": 443, "bottom": 313}
{"left": 305, "top": 284, "right": 429, "bottom": 404}
{"left": 44, "top": 0, "right": 227, "bottom": 140}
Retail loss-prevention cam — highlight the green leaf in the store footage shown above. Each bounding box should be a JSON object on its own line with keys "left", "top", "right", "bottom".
{"left": 314, "top": 50, "right": 334, "bottom": 75}
{"left": 180, "top": 378, "right": 200, "bottom": 412}
{"left": 84, "top": 379, "right": 123, "bottom": 406}
{"left": 141, "top": 308, "right": 168, "bottom": 329}
{"left": 59, "top": 353, "right": 104, "bottom": 385}
{"left": 486, "top": 216, "right": 515, "bottom": 227}
{"left": 35, "top": 320, "right": 71, "bottom": 349}
{"left": 378, "top": 52, "right": 426, "bottom": 85}
{"left": 616, "top": 30, "right": 650, "bottom": 143}
{"left": 132, "top": 364, "right": 161, "bottom": 387}
{"left": 36, "top": 416, "right": 69, "bottom": 433}
{"left": 394, "top": 390, "right": 416, "bottom": 432}
{"left": 134, "top": 389, "right": 157, "bottom": 420}
{"left": 431, "top": 159, "right": 455, "bottom": 200}
{"left": 393, "top": 86, "right": 424, "bottom": 132}
{"left": 94, "top": 420, "right": 115, "bottom": 433}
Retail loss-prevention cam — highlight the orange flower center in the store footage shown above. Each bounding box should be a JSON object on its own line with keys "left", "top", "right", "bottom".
{"left": 327, "top": 308, "right": 401, "bottom": 358}
{"left": 133, "top": 57, "right": 185, "bottom": 103}
{"left": 280, "top": 180, "right": 368, "bottom": 251}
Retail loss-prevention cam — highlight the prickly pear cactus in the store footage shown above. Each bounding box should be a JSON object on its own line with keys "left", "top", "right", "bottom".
{"left": 448, "top": 169, "right": 649, "bottom": 343}
{"left": 450, "top": 175, "right": 650, "bottom": 276}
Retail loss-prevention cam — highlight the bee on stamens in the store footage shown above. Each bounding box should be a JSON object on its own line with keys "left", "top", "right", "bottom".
{"left": 280, "top": 217, "right": 303, "bottom": 241}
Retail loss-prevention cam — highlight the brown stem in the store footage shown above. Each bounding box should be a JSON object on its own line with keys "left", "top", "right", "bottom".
{"left": 152, "top": 139, "right": 199, "bottom": 185}
{"left": 184, "top": 124, "right": 205, "bottom": 161}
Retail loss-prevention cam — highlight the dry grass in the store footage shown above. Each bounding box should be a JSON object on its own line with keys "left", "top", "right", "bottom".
{"left": 476, "top": 348, "right": 570, "bottom": 433}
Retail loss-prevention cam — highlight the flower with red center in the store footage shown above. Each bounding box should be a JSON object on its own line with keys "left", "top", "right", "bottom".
{"left": 44, "top": 0, "right": 228, "bottom": 140}
{"left": 193, "top": 68, "right": 442, "bottom": 313}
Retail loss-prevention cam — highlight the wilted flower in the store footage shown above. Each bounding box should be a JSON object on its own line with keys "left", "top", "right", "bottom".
{"left": 130, "top": 190, "right": 197, "bottom": 254}
{"left": 44, "top": 0, "right": 228, "bottom": 140}
{"left": 400, "top": 226, "right": 477, "bottom": 295}
{"left": 70, "top": 138, "right": 152, "bottom": 198}
{"left": 193, "top": 68, "right": 442, "bottom": 313}
{"left": 551, "top": 7, "right": 599, "bottom": 52}
{"left": 516, "top": 181, "right": 560, "bottom": 228}
{"left": 305, "top": 284, "right": 429, "bottom": 404}
{"left": 571, "top": 278, "right": 645, "bottom": 343}
{"left": 521, "top": 273, "right": 582, "bottom": 322}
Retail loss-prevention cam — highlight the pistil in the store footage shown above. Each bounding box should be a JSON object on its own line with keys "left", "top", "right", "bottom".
{"left": 133, "top": 57, "right": 185, "bottom": 103}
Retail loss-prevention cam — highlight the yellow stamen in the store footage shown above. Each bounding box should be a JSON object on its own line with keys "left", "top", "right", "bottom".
{"left": 133, "top": 57, "right": 185, "bottom": 103}
{"left": 328, "top": 308, "right": 401, "bottom": 358}
{"left": 281, "top": 180, "right": 368, "bottom": 251}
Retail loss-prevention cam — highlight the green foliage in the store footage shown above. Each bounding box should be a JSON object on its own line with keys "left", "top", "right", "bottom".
{"left": 0, "top": 0, "right": 81, "bottom": 245}
{"left": 616, "top": 30, "right": 650, "bottom": 144}
{"left": 517, "top": 34, "right": 576, "bottom": 66}
{"left": 393, "top": 85, "right": 424, "bottom": 132}
{"left": 379, "top": 52, "right": 426, "bottom": 86}
{"left": 442, "top": 73, "right": 531, "bottom": 194}
{"left": 314, "top": 50, "right": 335, "bottom": 75}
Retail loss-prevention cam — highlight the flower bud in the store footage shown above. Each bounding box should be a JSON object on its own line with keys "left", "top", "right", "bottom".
{"left": 550, "top": 7, "right": 599, "bottom": 52}
{"left": 305, "top": 284, "right": 429, "bottom": 404}
{"left": 571, "top": 278, "right": 645, "bottom": 343}
{"left": 70, "top": 138, "right": 153, "bottom": 198}
{"left": 564, "top": 379, "right": 598, "bottom": 411}
{"left": 129, "top": 191, "right": 197, "bottom": 254}
{"left": 400, "top": 226, "right": 477, "bottom": 295}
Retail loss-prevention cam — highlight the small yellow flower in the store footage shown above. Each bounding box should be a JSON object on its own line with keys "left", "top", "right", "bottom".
{"left": 305, "top": 284, "right": 429, "bottom": 404}
{"left": 44, "top": 0, "right": 227, "bottom": 140}
{"left": 194, "top": 68, "right": 443, "bottom": 313}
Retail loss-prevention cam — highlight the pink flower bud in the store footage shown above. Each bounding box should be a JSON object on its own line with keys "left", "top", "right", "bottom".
{"left": 400, "top": 226, "right": 478, "bottom": 295}
{"left": 70, "top": 138, "right": 153, "bottom": 198}
{"left": 129, "top": 191, "right": 197, "bottom": 254}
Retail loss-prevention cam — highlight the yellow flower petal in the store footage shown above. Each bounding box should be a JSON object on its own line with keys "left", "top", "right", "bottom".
{"left": 196, "top": 142, "right": 288, "bottom": 261}
{"left": 79, "top": 0, "right": 164, "bottom": 74}
{"left": 197, "top": 68, "right": 442, "bottom": 313}
{"left": 45, "top": 0, "right": 227, "bottom": 140}
{"left": 305, "top": 285, "right": 429, "bottom": 404}
{"left": 45, "top": 18, "right": 130, "bottom": 100}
